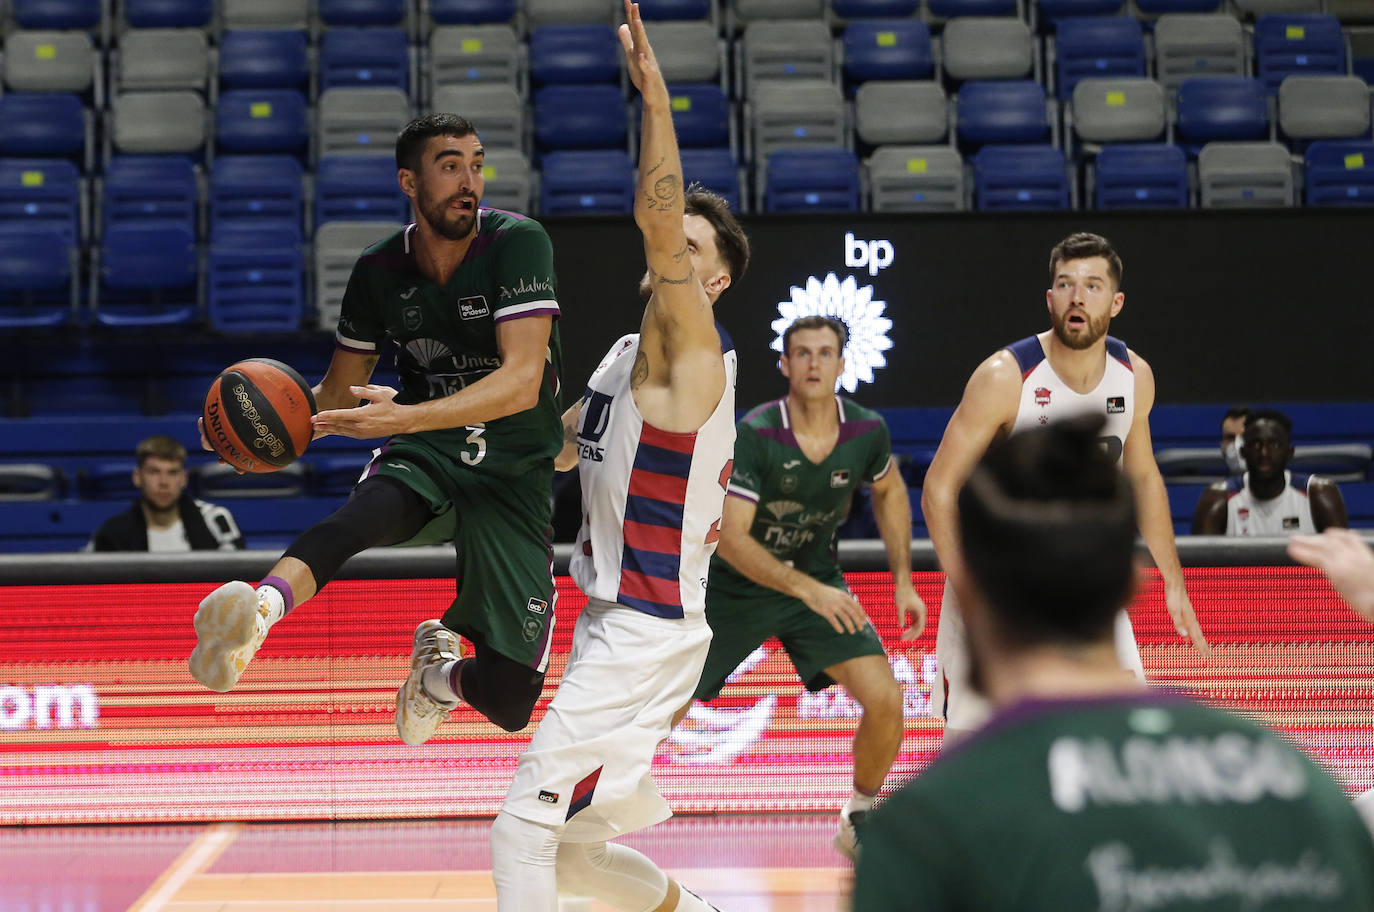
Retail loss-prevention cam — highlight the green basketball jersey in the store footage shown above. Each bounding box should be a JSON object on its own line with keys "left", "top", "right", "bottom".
{"left": 335, "top": 209, "right": 563, "bottom": 473}
{"left": 708, "top": 396, "right": 892, "bottom": 597}
{"left": 855, "top": 694, "right": 1374, "bottom": 911}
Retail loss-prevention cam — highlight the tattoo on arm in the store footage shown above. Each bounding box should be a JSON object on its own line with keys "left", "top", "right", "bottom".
{"left": 670, "top": 242, "right": 689, "bottom": 262}
{"left": 642, "top": 172, "right": 682, "bottom": 211}
{"left": 363, "top": 355, "right": 379, "bottom": 373}
{"left": 655, "top": 265, "right": 695, "bottom": 286}
{"left": 646, "top": 156, "right": 665, "bottom": 176}
{"left": 563, "top": 418, "right": 579, "bottom": 446}
{"left": 630, "top": 350, "right": 649, "bottom": 389}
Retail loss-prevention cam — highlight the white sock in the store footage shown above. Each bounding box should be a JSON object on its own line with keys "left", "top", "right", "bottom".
{"left": 255, "top": 585, "right": 285, "bottom": 627}
{"left": 843, "top": 791, "right": 876, "bottom": 818}
{"left": 423, "top": 658, "right": 462, "bottom": 704}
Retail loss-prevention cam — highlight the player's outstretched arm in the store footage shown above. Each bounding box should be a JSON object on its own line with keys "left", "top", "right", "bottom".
{"left": 920, "top": 352, "right": 1021, "bottom": 573}
{"left": 1288, "top": 528, "right": 1374, "bottom": 622}
{"left": 1123, "top": 352, "right": 1211, "bottom": 658}
{"left": 619, "top": 1, "right": 722, "bottom": 387}
{"left": 716, "top": 495, "right": 868, "bottom": 635}
{"left": 554, "top": 401, "right": 582, "bottom": 472}
{"left": 868, "top": 458, "right": 927, "bottom": 640}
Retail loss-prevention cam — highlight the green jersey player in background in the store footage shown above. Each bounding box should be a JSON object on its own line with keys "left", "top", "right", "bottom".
{"left": 854, "top": 419, "right": 1374, "bottom": 911}
{"left": 676, "top": 315, "right": 928, "bottom": 862}
{"left": 190, "top": 114, "right": 566, "bottom": 746}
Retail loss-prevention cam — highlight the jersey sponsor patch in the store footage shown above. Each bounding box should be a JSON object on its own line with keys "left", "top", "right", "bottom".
{"left": 1035, "top": 386, "right": 1052, "bottom": 407}
{"left": 1106, "top": 396, "right": 1126, "bottom": 414}
{"left": 403, "top": 304, "right": 422, "bottom": 330}
{"left": 522, "top": 617, "right": 542, "bottom": 642}
{"left": 830, "top": 469, "right": 851, "bottom": 488}
{"left": 538, "top": 790, "right": 559, "bottom": 804}
{"left": 526, "top": 597, "right": 548, "bottom": 615}
{"left": 1283, "top": 516, "right": 1300, "bottom": 529}
{"left": 458, "top": 295, "right": 490, "bottom": 320}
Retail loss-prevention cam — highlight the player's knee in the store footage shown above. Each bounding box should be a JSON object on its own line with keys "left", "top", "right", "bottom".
{"left": 490, "top": 810, "right": 560, "bottom": 870}
{"left": 861, "top": 674, "right": 904, "bottom": 725}
{"left": 554, "top": 841, "right": 608, "bottom": 895}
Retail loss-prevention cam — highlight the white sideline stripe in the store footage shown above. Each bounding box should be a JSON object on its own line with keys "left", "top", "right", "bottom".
{"left": 131, "top": 822, "right": 238, "bottom": 912}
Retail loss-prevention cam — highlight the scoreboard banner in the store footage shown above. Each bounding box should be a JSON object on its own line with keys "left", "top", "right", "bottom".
{"left": 2, "top": 567, "right": 1371, "bottom": 824}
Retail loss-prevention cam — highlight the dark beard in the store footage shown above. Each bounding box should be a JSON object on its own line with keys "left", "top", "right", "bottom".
{"left": 1052, "top": 309, "right": 1109, "bottom": 350}
{"left": 419, "top": 190, "right": 477, "bottom": 241}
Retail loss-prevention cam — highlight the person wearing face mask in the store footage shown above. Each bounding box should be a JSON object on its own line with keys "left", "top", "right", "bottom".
{"left": 1220, "top": 405, "right": 1250, "bottom": 475}
{"left": 1192, "top": 409, "right": 1347, "bottom": 536}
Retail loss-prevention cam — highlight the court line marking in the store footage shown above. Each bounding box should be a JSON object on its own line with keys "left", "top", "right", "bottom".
{"left": 126, "top": 822, "right": 240, "bottom": 912}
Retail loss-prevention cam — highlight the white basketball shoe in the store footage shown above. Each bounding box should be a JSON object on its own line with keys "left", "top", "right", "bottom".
{"left": 395, "top": 619, "right": 462, "bottom": 745}
{"left": 190, "top": 581, "right": 270, "bottom": 692}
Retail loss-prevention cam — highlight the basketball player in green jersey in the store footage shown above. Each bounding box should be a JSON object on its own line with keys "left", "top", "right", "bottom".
{"left": 680, "top": 315, "right": 927, "bottom": 862}
{"left": 854, "top": 419, "right": 1374, "bottom": 911}
{"left": 190, "top": 114, "right": 565, "bottom": 743}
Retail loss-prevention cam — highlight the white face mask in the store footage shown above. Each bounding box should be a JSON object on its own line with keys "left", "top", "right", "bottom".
{"left": 1224, "top": 437, "right": 1247, "bottom": 475}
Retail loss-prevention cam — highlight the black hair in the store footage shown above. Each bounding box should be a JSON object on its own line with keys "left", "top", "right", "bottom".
{"left": 1049, "top": 232, "right": 1123, "bottom": 290}
{"left": 395, "top": 113, "right": 479, "bottom": 172}
{"left": 1245, "top": 408, "right": 1293, "bottom": 440}
{"left": 783, "top": 315, "right": 848, "bottom": 356}
{"left": 684, "top": 183, "right": 749, "bottom": 284}
{"left": 958, "top": 417, "right": 1137, "bottom": 646}
{"left": 1221, "top": 405, "right": 1251, "bottom": 433}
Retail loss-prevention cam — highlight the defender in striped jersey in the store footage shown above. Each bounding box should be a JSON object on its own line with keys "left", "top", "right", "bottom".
{"left": 684, "top": 315, "right": 926, "bottom": 862}
{"left": 189, "top": 114, "right": 564, "bottom": 747}
{"left": 490, "top": 7, "right": 747, "bottom": 911}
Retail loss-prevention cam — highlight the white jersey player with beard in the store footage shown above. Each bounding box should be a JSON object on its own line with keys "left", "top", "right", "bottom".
{"left": 488, "top": 5, "right": 745, "bottom": 912}
{"left": 921, "top": 236, "right": 1211, "bottom": 745}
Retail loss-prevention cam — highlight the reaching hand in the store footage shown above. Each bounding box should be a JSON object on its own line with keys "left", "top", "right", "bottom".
{"left": 617, "top": 0, "right": 668, "bottom": 104}
{"left": 896, "top": 583, "right": 928, "bottom": 641}
{"left": 1288, "top": 528, "right": 1374, "bottom": 623}
{"left": 1166, "top": 584, "right": 1212, "bottom": 659}
{"left": 803, "top": 581, "right": 870, "bottom": 636}
{"left": 311, "top": 384, "right": 404, "bottom": 440}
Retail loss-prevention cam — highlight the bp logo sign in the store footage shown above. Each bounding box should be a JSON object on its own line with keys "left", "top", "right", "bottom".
{"left": 771, "top": 272, "right": 893, "bottom": 394}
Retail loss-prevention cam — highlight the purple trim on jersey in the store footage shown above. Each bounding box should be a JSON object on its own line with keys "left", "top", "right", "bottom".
{"left": 756, "top": 425, "right": 798, "bottom": 447}
{"left": 363, "top": 443, "right": 391, "bottom": 479}
{"left": 836, "top": 417, "right": 882, "bottom": 446}
{"left": 1105, "top": 335, "right": 1132, "bottom": 370}
{"left": 740, "top": 399, "right": 781, "bottom": 425}
{"left": 335, "top": 339, "right": 375, "bottom": 355}
{"left": 463, "top": 226, "right": 504, "bottom": 264}
{"left": 529, "top": 524, "right": 556, "bottom": 670}
{"left": 479, "top": 205, "right": 529, "bottom": 221}
{"left": 359, "top": 249, "right": 421, "bottom": 275}
{"left": 1006, "top": 336, "right": 1046, "bottom": 379}
{"left": 492, "top": 304, "right": 560, "bottom": 324}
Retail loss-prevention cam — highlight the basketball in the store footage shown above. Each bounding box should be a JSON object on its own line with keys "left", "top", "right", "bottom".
{"left": 202, "top": 358, "right": 317, "bottom": 474}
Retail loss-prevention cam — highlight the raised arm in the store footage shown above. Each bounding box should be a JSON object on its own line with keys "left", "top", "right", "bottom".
{"left": 1122, "top": 352, "right": 1210, "bottom": 657}
{"left": 920, "top": 352, "right": 1022, "bottom": 574}
{"left": 619, "top": 1, "right": 723, "bottom": 399}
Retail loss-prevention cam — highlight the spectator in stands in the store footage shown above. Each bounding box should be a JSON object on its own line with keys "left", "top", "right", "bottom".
{"left": 852, "top": 419, "right": 1374, "bottom": 911}
{"left": 1192, "top": 409, "right": 1347, "bottom": 536}
{"left": 88, "top": 435, "right": 244, "bottom": 552}
{"left": 1220, "top": 404, "right": 1250, "bottom": 475}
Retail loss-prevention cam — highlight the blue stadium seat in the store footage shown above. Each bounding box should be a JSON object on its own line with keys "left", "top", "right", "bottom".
{"left": 215, "top": 90, "right": 310, "bottom": 155}
{"left": 534, "top": 85, "right": 627, "bottom": 152}
{"left": 1254, "top": 15, "right": 1347, "bottom": 93}
{"left": 77, "top": 461, "right": 137, "bottom": 499}
{"left": 318, "top": 0, "right": 405, "bottom": 26}
{"left": 219, "top": 31, "right": 310, "bottom": 89}
{"left": 207, "top": 225, "right": 304, "bottom": 333}
{"left": 1304, "top": 140, "right": 1374, "bottom": 206}
{"left": 1093, "top": 143, "right": 1188, "bottom": 209}
{"left": 639, "top": 0, "right": 712, "bottom": 18}
{"left": 314, "top": 155, "right": 408, "bottom": 226}
{"left": 539, "top": 150, "right": 634, "bottom": 215}
{"left": 0, "top": 159, "right": 81, "bottom": 243}
{"left": 973, "top": 144, "right": 1072, "bottom": 210}
{"left": 927, "top": 0, "right": 1015, "bottom": 14}
{"left": 1053, "top": 17, "right": 1146, "bottom": 101}
{"left": 95, "top": 223, "right": 199, "bottom": 327}
{"left": 680, "top": 148, "right": 742, "bottom": 212}
{"left": 955, "top": 80, "right": 1051, "bottom": 147}
{"left": 1135, "top": 0, "right": 1219, "bottom": 10}
{"left": 765, "top": 148, "right": 862, "bottom": 213}
{"left": 660, "top": 83, "right": 731, "bottom": 148}
{"left": 1037, "top": 0, "right": 1124, "bottom": 24}
{"left": 428, "top": 0, "right": 517, "bottom": 24}
{"left": 209, "top": 155, "right": 304, "bottom": 238}
{"left": 0, "top": 229, "right": 77, "bottom": 328}
{"left": 842, "top": 20, "right": 934, "bottom": 90}
{"left": 1175, "top": 77, "right": 1270, "bottom": 156}
{"left": 12, "top": 0, "right": 101, "bottom": 30}
{"left": 319, "top": 28, "right": 410, "bottom": 93}
{"left": 529, "top": 25, "right": 622, "bottom": 85}
{"left": 833, "top": 0, "right": 920, "bottom": 16}
{"left": 124, "top": 0, "right": 212, "bottom": 26}
{"left": 101, "top": 155, "right": 197, "bottom": 233}
{"left": 0, "top": 94, "right": 85, "bottom": 161}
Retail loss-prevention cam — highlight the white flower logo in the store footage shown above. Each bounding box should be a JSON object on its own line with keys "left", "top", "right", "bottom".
{"left": 771, "top": 273, "right": 894, "bottom": 393}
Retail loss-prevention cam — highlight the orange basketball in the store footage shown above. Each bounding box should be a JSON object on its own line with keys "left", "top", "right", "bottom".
{"left": 202, "top": 358, "right": 317, "bottom": 474}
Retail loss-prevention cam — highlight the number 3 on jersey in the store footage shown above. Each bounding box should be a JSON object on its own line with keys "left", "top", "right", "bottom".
{"left": 461, "top": 424, "right": 486, "bottom": 465}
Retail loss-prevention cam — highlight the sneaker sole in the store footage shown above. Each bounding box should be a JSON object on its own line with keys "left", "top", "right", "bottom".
{"left": 189, "top": 581, "right": 259, "bottom": 693}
